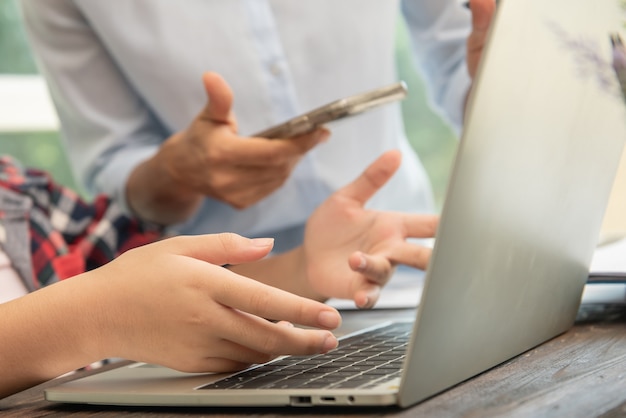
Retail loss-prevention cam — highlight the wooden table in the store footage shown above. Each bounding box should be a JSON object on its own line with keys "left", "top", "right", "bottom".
{"left": 2, "top": 307, "right": 626, "bottom": 418}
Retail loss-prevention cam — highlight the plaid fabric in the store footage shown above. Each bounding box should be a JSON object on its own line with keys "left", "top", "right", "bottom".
{"left": 0, "top": 155, "right": 163, "bottom": 291}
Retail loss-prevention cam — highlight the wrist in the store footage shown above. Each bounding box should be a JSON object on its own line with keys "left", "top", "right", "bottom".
{"left": 56, "top": 274, "right": 113, "bottom": 364}
{"left": 126, "top": 137, "right": 202, "bottom": 225}
{"left": 294, "top": 247, "right": 328, "bottom": 302}
{"left": 6, "top": 277, "right": 107, "bottom": 383}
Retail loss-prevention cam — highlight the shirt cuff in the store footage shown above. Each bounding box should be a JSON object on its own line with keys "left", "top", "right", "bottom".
{"left": 92, "top": 145, "right": 160, "bottom": 217}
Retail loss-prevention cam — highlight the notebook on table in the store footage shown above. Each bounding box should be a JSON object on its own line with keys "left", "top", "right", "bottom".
{"left": 45, "top": 0, "right": 626, "bottom": 409}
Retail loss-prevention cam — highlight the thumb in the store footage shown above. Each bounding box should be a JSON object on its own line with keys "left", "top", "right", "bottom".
{"left": 339, "top": 149, "right": 402, "bottom": 205}
{"left": 469, "top": 0, "right": 496, "bottom": 34}
{"left": 201, "top": 72, "right": 234, "bottom": 124}
{"left": 155, "top": 233, "right": 274, "bottom": 266}
{"left": 467, "top": 0, "right": 496, "bottom": 78}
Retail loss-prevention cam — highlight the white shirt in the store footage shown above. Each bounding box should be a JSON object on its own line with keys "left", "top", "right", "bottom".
{"left": 21, "top": 0, "right": 471, "bottom": 252}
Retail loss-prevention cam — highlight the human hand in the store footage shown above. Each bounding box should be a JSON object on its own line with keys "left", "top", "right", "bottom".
{"left": 466, "top": 0, "right": 497, "bottom": 79}
{"left": 302, "top": 150, "right": 438, "bottom": 309}
{"left": 159, "top": 72, "right": 329, "bottom": 209}
{"left": 89, "top": 233, "right": 341, "bottom": 373}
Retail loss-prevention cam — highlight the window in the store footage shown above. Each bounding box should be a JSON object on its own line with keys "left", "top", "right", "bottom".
{"left": 395, "top": 20, "right": 458, "bottom": 209}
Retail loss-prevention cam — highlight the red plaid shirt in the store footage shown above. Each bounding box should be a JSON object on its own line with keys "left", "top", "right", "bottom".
{"left": 0, "top": 155, "right": 162, "bottom": 291}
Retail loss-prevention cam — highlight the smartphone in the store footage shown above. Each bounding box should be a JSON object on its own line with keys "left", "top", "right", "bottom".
{"left": 253, "top": 81, "right": 408, "bottom": 139}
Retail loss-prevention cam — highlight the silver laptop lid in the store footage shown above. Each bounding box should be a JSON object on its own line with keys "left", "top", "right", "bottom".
{"left": 400, "top": 0, "right": 626, "bottom": 407}
{"left": 43, "top": 0, "right": 626, "bottom": 409}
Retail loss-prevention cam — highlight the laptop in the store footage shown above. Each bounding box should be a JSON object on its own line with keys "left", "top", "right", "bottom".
{"left": 45, "top": 0, "right": 626, "bottom": 409}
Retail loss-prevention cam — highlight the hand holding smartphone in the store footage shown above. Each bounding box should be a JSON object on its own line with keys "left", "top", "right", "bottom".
{"left": 253, "top": 81, "right": 408, "bottom": 139}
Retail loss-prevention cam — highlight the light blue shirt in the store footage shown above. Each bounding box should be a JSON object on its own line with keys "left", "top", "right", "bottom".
{"left": 21, "top": 0, "right": 471, "bottom": 252}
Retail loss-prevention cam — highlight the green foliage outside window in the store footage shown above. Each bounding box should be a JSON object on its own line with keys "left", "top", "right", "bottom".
{"left": 0, "top": 0, "right": 37, "bottom": 74}
{"left": 395, "top": 20, "right": 458, "bottom": 209}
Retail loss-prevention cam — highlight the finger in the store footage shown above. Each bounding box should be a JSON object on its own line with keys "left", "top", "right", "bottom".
{"left": 204, "top": 166, "right": 297, "bottom": 209}
{"left": 209, "top": 163, "right": 295, "bottom": 194}
{"left": 171, "top": 339, "right": 276, "bottom": 373}
{"left": 202, "top": 339, "right": 277, "bottom": 366}
{"left": 225, "top": 128, "right": 329, "bottom": 166}
{"left": 338, "top": 149, "right": 402, "bottom": 205}
{"left": 388, "top": 243, "right": 434, "bottom": 271}
{"left": 466, "top": 0, "right": 497, "bottom": 78}
{"left": 172, "top": 356, "right": 254, "bottom": 374}
{"left": 402, "top": 213, "right": 439, "bottom": 238}
{"left": 352, "top": 283, "right": 382, "bottom": 310}
{"left": 215, "top": 308, "right": 339, "bottom": 356}
{"left": 348, "top": 252, "right": 394, "bottom": 286}
{"left": 201, "top": 72, "right": 234, "bottom": 124}
{"left": 287, "top": 126, "right": 331, "bottom": 144}
{"left": 153, "top": 233, "right": 274, "bottom": 266}
{"left": 468, "top": 0, "right": 496, "bottom": 44}
{"left": 351, "top": 240, "right": 433, "bottom": 272}
{"left": 253, "top": 126, "right": 330, "bottom": 143}
{"left": 204, "top": 128, "right": 327, "bottom": 169}
{"left": 213, "top": 271, "right": 342, "bottom": 330}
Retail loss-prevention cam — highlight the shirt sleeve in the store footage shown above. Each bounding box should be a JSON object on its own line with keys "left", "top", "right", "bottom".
{"left": 400, "top": 0, "right": 473, "bottom": 134}
{"left": 19, "top": 0, "right": 165, "bottom": 214}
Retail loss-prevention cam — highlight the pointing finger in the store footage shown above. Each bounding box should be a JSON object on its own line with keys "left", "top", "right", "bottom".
{"left": 212, "top": 269, "right": 342, "bottom": 330}
{"left": 338, "top": 150, "right": 402, "bottom": 205}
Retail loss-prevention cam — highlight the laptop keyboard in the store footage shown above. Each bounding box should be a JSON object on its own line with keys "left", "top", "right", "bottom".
{"left": 199, "top": 322, "right": 411, "bottom": 390}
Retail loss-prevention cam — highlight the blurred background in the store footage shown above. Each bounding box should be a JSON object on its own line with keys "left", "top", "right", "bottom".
{"left": 0, "top": 0, "right": 458, "bottom": 208}
{"left": 0, "top": 0, "right": 81, "bottom": 191}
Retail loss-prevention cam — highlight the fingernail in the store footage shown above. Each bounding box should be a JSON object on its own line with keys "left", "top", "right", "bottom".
{"left": 322, "top": 334, "right": 338, "bottom": 353}
{"left": 316, "top": 129, "right": 330, "bottom": 142}
{"left": 367, "top": 287, "right": 380, "bottom": 303}
{"left": 358, "top": 288, "right": 380, "bottom": 309}
{"left": 318, "top": 310, "right": 341, "bottom": 329}
{"left": 250, "top": 237, "right": 274, "bottom": 247}
{"left": 357, "top": 254, "right": 367, "bottom": 271}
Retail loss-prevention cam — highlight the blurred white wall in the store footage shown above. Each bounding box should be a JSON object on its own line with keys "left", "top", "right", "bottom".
{"left": 0, "top": 75, "right": 59, "bottom": 132}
